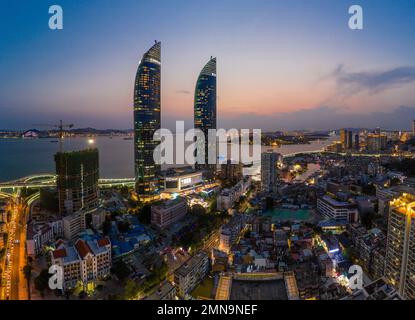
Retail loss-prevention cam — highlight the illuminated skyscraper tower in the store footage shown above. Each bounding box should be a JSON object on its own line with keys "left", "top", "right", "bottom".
{"left": 194, "top": 57, "right": 217, "bottom": 177}
{"left": 384, "top": 193, "right": 415, "bottom": 299}
{"left": 134, "top": 41, "right": 161, "bottom": 196}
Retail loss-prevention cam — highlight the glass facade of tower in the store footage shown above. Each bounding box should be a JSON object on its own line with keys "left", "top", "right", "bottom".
{"left": 134, "top": 42, "right": 161, "bottom": 195}
{"left": 385, "top": 193, "right": 415, "bottom": 299}
{"left": 194, "top": 57, "right": 216, "bottom": 174}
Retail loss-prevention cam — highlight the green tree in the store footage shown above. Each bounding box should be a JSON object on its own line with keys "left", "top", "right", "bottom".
{"left": 362, "top": 184, "right": 376, "bottom": 196}
{"left": 124, "top": 279, "right": 139, "bottom": 299}
{"left": 117, "top": 220, "right": 131, "bottom": 233}
{"left": 120, "top": 186, "right": 130, "bottom": 198}
{"left": 23, "top": 264, "right": 33, "bottom": 300}
{"left": 2, "top": 233, "right": 8, "bottom": 244}
{"left": 191, "top": 204, "right": 206, "bottom": 216}
{"left": 34, "top": 269, "right": 50, "bottom": 294}
{"left": 113, "top": 260, "right": 131, "bottom": 281}
{"left": 138, "top": 205, "right": 152, "bottom": 224}
{"left": 102, "top": 219, "right": 112, "bottom": 235}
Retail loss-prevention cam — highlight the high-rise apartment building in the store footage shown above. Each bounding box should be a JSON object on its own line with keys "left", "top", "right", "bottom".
{"left": 261, "top": 151, "right": 280, "bottom": 193}
{"left": 366, "top": 133, "right": 387, "bottom": 152}
{"left": 134, "top": 41, "right": 161, "bottom": 196}
{"left": 354, "top": 133, "right": 360, "bottom": 150}
{"left": 384, "top": 193, "right": 415, "bottom": 299}
{"left": 347, "top": 130, "right": 353, "bottom": 150}
{"left": 340, "top": 129, "right": 346, "bottom": 149}
{"left": 340, "top": 129, "right": 353, "bottom": 150}
{"left": 55, "top": 149, "right": 99, "bottom": 216}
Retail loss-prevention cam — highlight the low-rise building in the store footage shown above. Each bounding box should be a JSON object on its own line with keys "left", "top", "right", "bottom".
{"left": 51, "top": 237, "right": 112, "bottom": 291}
{"left": 27, "top": 220, "right": 63, "bottom": 256}
{"left": 145, "top": 281, "right": 177, "bottom": 300}
{"left": 219, "top": 214, "right": 248, "bottom": 253}
{"left": 317, "top": 195, "right": 359, "bottom": 223}
{"left": 342, "top": 278, "right": 403, "bottom": 300}
{"left": 217, "top": 178, "right": 251, "bottom": 211}
{"left": 174, "top": 251, "right": 209, "bottom": 298}
{"left": 354, "top": 228, "right": 386, "bottom": 279}
{"left": 151, "top": 198, "right": 187, "bottom": 229}
{"left": 91, "top": 208, "right": 107, "bottom": 230}
{"left": 62, "top": 211, "right": 86, "bottom": 240}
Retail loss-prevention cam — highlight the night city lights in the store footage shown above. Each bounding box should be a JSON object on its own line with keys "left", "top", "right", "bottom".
{"left": 0, "top": 0, "right": 415, "bottom": 318}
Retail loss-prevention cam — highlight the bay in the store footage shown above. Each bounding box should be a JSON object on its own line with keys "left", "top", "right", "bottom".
{"left": 0, "top": 135, "right": 338, "bottom": 182}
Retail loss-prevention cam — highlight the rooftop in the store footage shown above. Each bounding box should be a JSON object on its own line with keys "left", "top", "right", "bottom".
{"left": 229, "top": 274, "right": 289, "bottom": 300}
{"left": 174, "top": 251, "right": 208, "bottom": 278}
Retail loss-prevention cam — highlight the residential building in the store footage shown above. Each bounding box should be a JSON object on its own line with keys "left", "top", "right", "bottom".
{"left": 151, "top": 198, "right": 187, "bottom": 229}
{"left": 174, "top": 251, "right": 209, "bottom": 298}
{"left": 62, "top": 211, "right": 86, "bottom": 240}
{"left": 145, "top": 281, "right": 176, "bottom": 300}
{"left": 261, "top": 151, "right": 280, "bottom": 193}
{"left": 91, "top": 208, "right": 107, "bottom": 230}
{"left": 366, "top": 133, "right": 387, "bottom": 152}
{"left": 217, "top": 177, "right": 251, "bottom": 211}
{"left": 219, "top": 214, "right": 248, "bottom": 253}
{"left": 384, "top": 193, "right": 415, "bottom": 299}
{"left": 27, "top": 220, "right": 63, "bottom": 256}
{"left": 220, "top": 159, "right": 243, "bottom": 185}
{"left": 51, "top": 238, "right": 112, "bottom": 291}
{"left": 354, "top": 228, "right": 386, "bottom": 279}
{"left": 342, "top": 278, "right": 403, "bottom": 300}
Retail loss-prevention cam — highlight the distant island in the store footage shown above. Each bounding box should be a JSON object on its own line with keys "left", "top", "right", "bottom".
{"left": 0, "top": 128, "right": 134, "bottom": 139}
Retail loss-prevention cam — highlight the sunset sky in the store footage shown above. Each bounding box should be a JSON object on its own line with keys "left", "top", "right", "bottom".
{"left": 1, "top": 0, "right": 414, "bottom": 131}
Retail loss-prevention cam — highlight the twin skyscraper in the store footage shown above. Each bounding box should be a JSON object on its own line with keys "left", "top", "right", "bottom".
{"left": 133, "top": 41, "right": 217, "bottom": 197}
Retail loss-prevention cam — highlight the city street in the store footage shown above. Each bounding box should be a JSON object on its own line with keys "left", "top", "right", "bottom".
{"left": 0, "top": 198, "right": 29, "bottom": 300}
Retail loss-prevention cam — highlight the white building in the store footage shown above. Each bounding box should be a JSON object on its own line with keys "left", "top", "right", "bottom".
{"left": 27, "top": 220, "right": 63, "bottom": 256}
{"left": 91, "top": 208, "right": 107, "bottom": 230}
{"left": 63, "top": 211, "right": 86, "bottom": 240}
{"left": 217, "top": 178, "right": 251, "bottom": 211}
{"left": 219, "top": 214, "right": 247, "bottom": 253}
{"left": 317, "top": 195, "right": 358, "bottom": 223}
{"left": 51, "top": 237, "right": 112, "bottom": 291}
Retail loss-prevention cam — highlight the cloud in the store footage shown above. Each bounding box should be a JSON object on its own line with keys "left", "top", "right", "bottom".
{"left": 175, "top": 90, "right": 191, "bottom": 95}
{"left": 332, "top": 64, "right": 415, "bottom": 95}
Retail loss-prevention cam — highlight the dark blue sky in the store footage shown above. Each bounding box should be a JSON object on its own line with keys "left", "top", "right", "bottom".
{"left": 1, "top": 0, "right": 414, "bottom": 130}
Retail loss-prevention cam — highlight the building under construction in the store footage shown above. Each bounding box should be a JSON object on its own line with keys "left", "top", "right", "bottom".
{"left": 55, "top": 149, "right": 100, "bottom": 216}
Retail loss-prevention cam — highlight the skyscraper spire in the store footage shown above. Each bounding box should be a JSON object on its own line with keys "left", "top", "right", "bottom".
{"left": 194, "top": 57, "right": 217, "bottom": 178}
{"left": 134, "top": 41, "right": 161, "bottom": 196}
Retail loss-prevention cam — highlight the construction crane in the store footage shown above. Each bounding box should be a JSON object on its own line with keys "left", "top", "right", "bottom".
{"left": 32, "top": 120, "right": 74, "bottom": 153}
